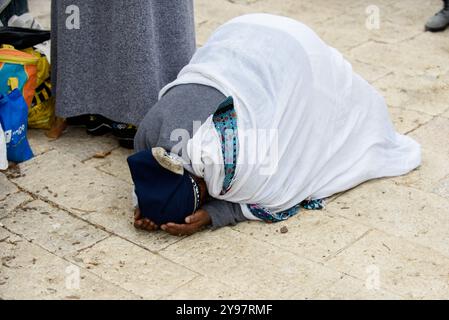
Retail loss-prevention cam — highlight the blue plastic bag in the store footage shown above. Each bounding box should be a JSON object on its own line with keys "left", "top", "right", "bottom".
{"left": 0, "top": 88, "right": 33, "bottom": 163}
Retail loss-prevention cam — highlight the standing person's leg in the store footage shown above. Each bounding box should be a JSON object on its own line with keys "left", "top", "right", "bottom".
{"left": 426, "top": 0, "right": 449, "bottom": 32}
{"left": 52, "top": 0, "right": 196, "bottom": 148}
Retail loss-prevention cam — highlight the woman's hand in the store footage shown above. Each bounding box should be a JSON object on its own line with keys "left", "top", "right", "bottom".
{"left": 161, "top": 209, "right": 211, "bottom": 237}
{"left": 133, "top": 208, "right": 159, "bottom": 231}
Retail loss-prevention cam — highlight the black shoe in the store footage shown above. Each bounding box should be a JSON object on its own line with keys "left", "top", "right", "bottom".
{"left": 111, "top": 122, "right": 137, "bottom": 149}
{"left": 66, "top": 114, "right": 91, "bottom": 126}
{"left": 86, "top": 115, "right": 113, "bottom": 136}
{"left": 66, "top": 114, "right": 113, "bottom": 136}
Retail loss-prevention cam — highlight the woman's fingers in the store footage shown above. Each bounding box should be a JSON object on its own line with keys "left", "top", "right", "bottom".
{"left": 161, "top": 210, "right": 212, "bottom": 236}
{"left": 134, "top": 216, "right": 159, "bottom": 231}
{"left": 161, "top": 223, "right": 198, "bottom": 237}
{"left": 134, "top": 209, "right": 209, "bottom": 235}
{"left": 134, "top": 219, "right": 143, "bottom": 229}
{"left": 143, "top": 219, "right": 158, "bottom": 231}
{"left": 185, "top": 213, "right": 198, "bottom": 224}
{"left": 133, "top": 208, "right": 159, "bottom": 231}
{"left": 185, "top": 209, "right": 211, "bottom": 225}
{"left": 141, "top": 219, "right": 150, "bottom": 230}
{"left": 141, "top": 219, "right": 156, "bottom": 231}
{"left": 134, "top": 208, "right": 141, "bottom": 220}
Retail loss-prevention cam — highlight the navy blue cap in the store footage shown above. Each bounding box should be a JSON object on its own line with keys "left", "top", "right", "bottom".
{"left": 127, "top": 149, "right": 200, "bottom": 225}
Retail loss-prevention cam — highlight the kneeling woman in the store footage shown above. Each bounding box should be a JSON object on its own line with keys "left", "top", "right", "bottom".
{"left": 128, "top": 14, "right": 421, "bottom": 236}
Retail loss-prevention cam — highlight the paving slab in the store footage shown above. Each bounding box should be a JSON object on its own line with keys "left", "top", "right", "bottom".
{"left": 28, "top": 0, "right": 51, "bottom": 29}
{"left": 443, "top": 109, "right": 449, "bottom": 119}
{"left": 0, "top": 192, "right": 33, "bottom": 220}
{"left": 326, "top": 230, "right": 449, "bottom": 299}
{"left": 242, "top": 0, "right": 345, "bottom": 26}
{"left": 393, "top": 117, "right": 449, "bottom": 193}
{"left": 10, "top": 150, "right": 182, "bottom": 252}
{"left": 69, "top": 236, "right": 197, "bottom": 299}
{"left": 328, "top": 179, "right": 449, "bottom": 258}
{"left": 353, "top": 0, "right": 433, "bottom": 44}
{"left": 351, "top": 59, "right": 392, "bottom": 84}
{"left": 0, "top": 228, "right": 138, "bottom": 300}
{"left": 0, "top": 173, "right": 33, "bottom": 220}
{"left": 84, "top": 147, "right": 134, "bottom": 185}
{"left": 194, "top": 0, "right": 255, "bottom": 46}
{"left": 373, "top": 72, "right": 449, "bottom": 116}
{"left": 0, "top": 173, "right": 19, "bottom": 200}
{"left": 433, "top": 175, "right": 449, "bottom": 200}
{"left": 388, "top": 107, "right": 432, "bottom": 135}
{"left": 232, "top": 210, "right": 370, "bottom": 263}
{"left": 351, "top": 34, "right": 449, "bottom": 77}
{"left": 165, "top": 276, "right": 247, "bottom": 300}
{"left": 160, "top": 228, "right": 343, "bottom": 299}
{"left": 2, "top": 200, "right": 109, "bottom": 257}
{"left": 28, "top": 127, "right": 119, "bottom": 162}
{"left": 27, "top": 129, "right": 54, "bottom": 157}
{"left": 311, "top": 275, "right": 403, "bottom": 300}
{"left": 11, "top": 150, "right": 131, "bottom": 214}
{"left": 195, "top": 0, "right": 344, "bottom": 46}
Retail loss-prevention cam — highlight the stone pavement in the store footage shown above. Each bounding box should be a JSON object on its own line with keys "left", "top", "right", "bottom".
{"left": 1, "top": 0, "right": 449, "bottom": 300}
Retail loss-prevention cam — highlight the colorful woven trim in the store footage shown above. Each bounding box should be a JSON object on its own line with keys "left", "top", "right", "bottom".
{"left": 213, "top": 96, "right": 238, "bottom": 195}
{"left": 189, "top": 174, "right": 201, "bottom": 214}
{"left": 247, "top": 198, "right": 326, "bottom": 223}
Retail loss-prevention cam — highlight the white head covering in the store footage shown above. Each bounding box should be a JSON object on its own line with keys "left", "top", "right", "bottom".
{"left": 160, "top": 14, "right": 421, "bottom": 220}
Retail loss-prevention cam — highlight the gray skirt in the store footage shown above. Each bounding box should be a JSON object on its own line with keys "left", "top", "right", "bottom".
{"left": 51, "top": 0, "right": 196, "bottom": 125}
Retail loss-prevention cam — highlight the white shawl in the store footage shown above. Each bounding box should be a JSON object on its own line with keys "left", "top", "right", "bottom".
{"left": 159, "top": 14, "right": 421, "bottom": 220}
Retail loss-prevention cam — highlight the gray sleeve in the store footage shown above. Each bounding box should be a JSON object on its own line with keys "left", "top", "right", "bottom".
{"left": 134, "top": 83, "right": 226, "bottom": 154}
{"left": 202, "top": 199, "right": 248, "bottom": 230}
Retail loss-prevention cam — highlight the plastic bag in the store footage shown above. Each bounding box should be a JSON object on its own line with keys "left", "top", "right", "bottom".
{"left": 21, "top": 49, "right": 54, "bottom": 130}
{"left": 0, "top": 44, "right": 38, "bottom": 108}
{"left": 0, "top": 121, "right": 7, "bottom": 170}
{"left": 8, "top": 13, "right": 44, "bottom": 30}
{"left": 0, "top": 88, "right": 33, "bottom": 163}
{"left": 28, "top": 81, "right": 55, "bottom": 129}
{"left": 22, "top": 47, "right": 50, "bottom": 87}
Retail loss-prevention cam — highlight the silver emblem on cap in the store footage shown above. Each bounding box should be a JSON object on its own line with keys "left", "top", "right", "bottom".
{"left": 151, "top": 147, "right": 184, "bottom": 175}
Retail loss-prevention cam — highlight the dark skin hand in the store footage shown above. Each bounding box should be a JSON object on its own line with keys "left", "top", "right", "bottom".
{"left": 161, "top": 209, "right": 211, "bottom": 236}
{"left": 133, "top": 175, "right": 212, "bottom": 237}
{"left": 133, "top": 207, "right": 211, "bottom": 236}
{"left": 134, "top": 208, "right": 159, "bottom": 231}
